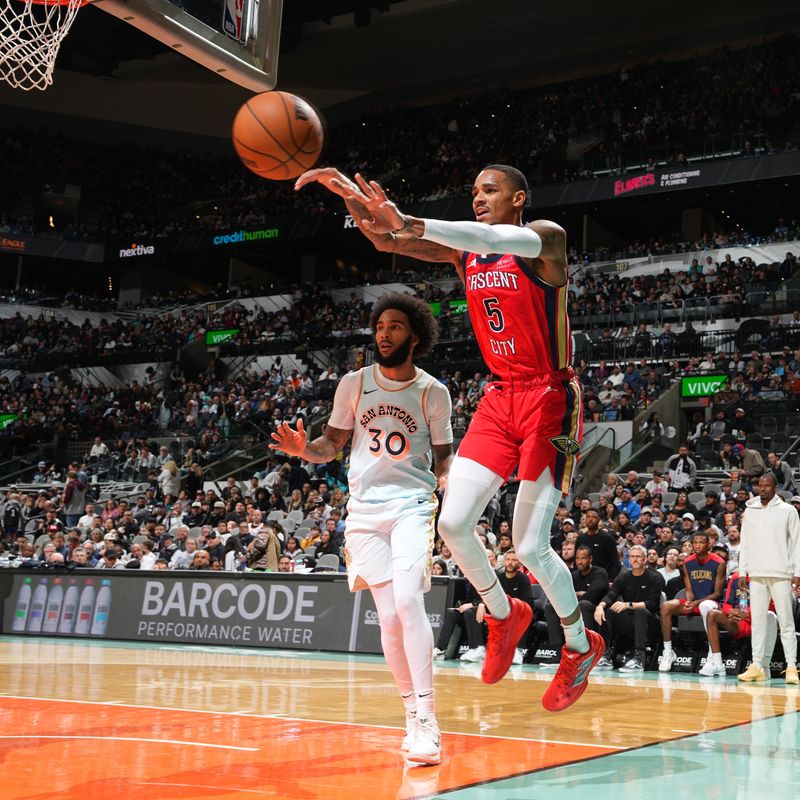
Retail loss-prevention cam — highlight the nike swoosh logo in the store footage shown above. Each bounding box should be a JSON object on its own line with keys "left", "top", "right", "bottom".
{"left": 364, "top": 389, "right": 379, "bottom": 394}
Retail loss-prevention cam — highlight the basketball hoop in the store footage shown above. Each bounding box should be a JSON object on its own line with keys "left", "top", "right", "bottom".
{"left": 0, "top": 0, "right": 86, "bottom": 91}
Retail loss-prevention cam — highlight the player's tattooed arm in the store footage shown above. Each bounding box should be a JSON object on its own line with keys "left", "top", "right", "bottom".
{"left": 432, "top": 443, "right": 454, "bottom": 490}
{"left": 386, "top": 233, "right": 462, "bottom": 266}
{"left": 270, "top": 419, "right": 352, "bottom": 464}
{"left": 526, "top": 219, "right": 568, "bottom": 287}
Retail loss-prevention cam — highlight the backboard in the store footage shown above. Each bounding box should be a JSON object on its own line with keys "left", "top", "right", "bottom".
{"left": 94, "top": 0, "right": 282, "bottom": 91}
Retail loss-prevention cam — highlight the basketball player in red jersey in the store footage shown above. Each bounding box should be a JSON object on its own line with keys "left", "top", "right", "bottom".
{"left": 296, "top": 166, "right": 604, "bottom": 712}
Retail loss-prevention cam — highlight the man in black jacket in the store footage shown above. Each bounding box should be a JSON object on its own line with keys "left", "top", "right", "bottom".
{"left": 593, "top": 545, "right": 665, "bottom": 672}
{"left": 543, "top": 546, "right": 608, "bottom": 660}
{"left": 576, "top": 510, "right": 621, "bottom": 579}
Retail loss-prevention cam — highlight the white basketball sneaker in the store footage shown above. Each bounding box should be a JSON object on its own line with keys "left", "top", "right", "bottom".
{"left": 460, "top": 646, "right": 486, "bottom": 662}
{"left": 658, "top": 650, "right": 677, "bottom": 672}
{"left": 699, "top": 658, "right": 727, "bottom": 677}
{"left": 401, "top": 710, "right": 417, "bottom": 753}
{"left": 405, "top": 717, "right": 441, "bottom": 766}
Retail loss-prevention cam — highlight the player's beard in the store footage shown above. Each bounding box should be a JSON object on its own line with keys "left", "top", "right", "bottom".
{"left": 374, "top": 334, "right": 415, "bottom": 368}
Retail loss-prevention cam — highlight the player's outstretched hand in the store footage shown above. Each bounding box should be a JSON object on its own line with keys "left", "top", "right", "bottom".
{"left": 294, "top": 167, "right": 358, "bottom": 198}
{"left": 351, "top": 173, "right": 407, "bottom": 234}
{"left": 269, "top": 418, "right": 308, "bottom": 457}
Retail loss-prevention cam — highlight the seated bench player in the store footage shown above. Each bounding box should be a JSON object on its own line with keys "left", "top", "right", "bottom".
{"left": 659, "top": 532, "right": 725, "bottom": 672}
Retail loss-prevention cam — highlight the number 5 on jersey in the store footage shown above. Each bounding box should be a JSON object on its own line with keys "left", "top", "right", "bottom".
{"left": 368, "top": 428, "right": 409, "bottom": 459}
{"left": 483, "top": 297, "right": 505, "bottom": 333}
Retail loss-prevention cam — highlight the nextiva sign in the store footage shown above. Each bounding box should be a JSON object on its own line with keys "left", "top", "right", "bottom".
{"left": 212, "top": 228, "right": 279, "bottom": 246}
{"left": 681, "top": 374, "right": 728, "bottom": 398}
{"left": 119, "top": 243, "right": 155, "bottom": 258}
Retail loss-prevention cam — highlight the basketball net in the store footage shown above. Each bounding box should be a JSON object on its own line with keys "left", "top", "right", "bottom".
{"left": 0, "top": 0, "right": 85, "bottom": 91}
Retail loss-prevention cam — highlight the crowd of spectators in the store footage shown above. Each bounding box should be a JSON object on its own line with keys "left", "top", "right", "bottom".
{"left": 4, "top": 423, "right": 797, "bottom": 587}
{"left": 0, "top": 347, "right": 338, "bottom": 458}
{"left": 0, "top": 460, "right": 352, "bottom": 573}
{"left": 0, "top": 286, "right": 378, "bottom": 366}
{"left": 2, "top": 34, "right": 799, "bottom": 242}
{"left": 0, "top": 244, "right": 798, "bottom": 375}
{"left": 0, "top": 279, "right": 798, "bottom": 463}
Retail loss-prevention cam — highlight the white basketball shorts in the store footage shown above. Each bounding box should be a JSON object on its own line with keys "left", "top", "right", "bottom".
{"left": 344, "top": 496, "right": 437, "bottom": 592}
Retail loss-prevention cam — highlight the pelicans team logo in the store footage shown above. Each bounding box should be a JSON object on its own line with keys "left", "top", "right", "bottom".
{"left": 549, "top": 436, "right": 581, "bottom": 456}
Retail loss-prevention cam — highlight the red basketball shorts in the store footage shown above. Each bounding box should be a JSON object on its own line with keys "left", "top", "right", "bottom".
{"left": 677, "top": 598, "right": 703, "bottom": 617}
{"left": 721, "top": 603, "right": 751, "bottom": 640}
{"left": 456, "top": 370, "right": 583, "bottom": 494}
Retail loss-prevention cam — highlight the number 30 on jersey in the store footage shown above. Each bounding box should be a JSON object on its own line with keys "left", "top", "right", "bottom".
{"left": 368, "top": 428, "right": 409, "bottom": 459}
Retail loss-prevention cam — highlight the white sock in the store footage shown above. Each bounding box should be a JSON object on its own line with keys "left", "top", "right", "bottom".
{"left": 663, "top": 641, "right": 673, "bottom": 653}
{"left": 416, "top": 690, "right": 435, "bottom": 719}
{"left": 402, "top": 692, "right": 416, "bottom": 713}
{"left": 712, "top": 653, "right": 723, "bottom": 665}
{"left": 479, "top": 577, "right": 511, "bottom": 621}
{"left": 563, "top": 617, "right": 590, "bottom": 654}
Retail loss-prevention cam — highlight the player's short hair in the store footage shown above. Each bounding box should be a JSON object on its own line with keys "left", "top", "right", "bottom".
{"left": 369, "top": 292, "right": 439, "bottom": 358}
{"left": 575, "top": 545, "right": 592, "bottom": 558}
{"left": 481, "top": 163, "right": 529, "bottom": 201}
{"left": 628, "top": 544, "right": 647, "bottom": 557}
{"left": 691, "top": 531, "right": 709, "bottom": 542}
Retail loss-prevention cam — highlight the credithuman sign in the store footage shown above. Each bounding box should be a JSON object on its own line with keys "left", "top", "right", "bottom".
{"left": 212, "top": 228, "right": 279, "bottom": 246}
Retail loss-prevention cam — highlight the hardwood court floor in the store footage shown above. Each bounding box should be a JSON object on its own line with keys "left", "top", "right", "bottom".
{"left": 0, "top": 637, "right": 797, "bottom": 799}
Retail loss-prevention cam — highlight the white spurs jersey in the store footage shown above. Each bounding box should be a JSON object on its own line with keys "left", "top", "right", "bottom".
{"left": 328, "top": 365, "right": 453, "bottom": 506}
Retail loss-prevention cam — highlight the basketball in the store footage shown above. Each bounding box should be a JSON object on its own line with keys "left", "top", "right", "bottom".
{"left": 232, "top": 91, "right": 324, "bottom": 181}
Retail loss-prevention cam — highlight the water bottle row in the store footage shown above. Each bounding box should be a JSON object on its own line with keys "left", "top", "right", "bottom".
{"left": 12, "top": 576, "right": 112, "bottom": 636}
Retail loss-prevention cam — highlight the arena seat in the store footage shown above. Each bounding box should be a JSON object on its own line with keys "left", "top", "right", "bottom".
{"left": 314, "top": 554, "right": 340, "bottom": 572}
{"left": 759, "top": 417, "right": 778, "bottom": 438}
{"left": 770, "top": 432, "right": 789, "bottom": 453}
{"left": 784, "top": 414, "right": 800, "bottom": 436}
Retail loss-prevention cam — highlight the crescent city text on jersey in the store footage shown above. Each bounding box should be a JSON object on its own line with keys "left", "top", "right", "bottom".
{"left": 359, "top": 404, "right": 419, "bottom": 433}
{"left": 467, "top": 267, "right": 519, "bottom": 356}
{"left": 466, "top": 271, "right": 520, "bottom": 291}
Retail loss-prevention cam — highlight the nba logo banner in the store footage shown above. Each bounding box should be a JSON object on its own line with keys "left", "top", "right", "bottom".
{"left": 223, "top": 0, "right": 245, "bottom": 42}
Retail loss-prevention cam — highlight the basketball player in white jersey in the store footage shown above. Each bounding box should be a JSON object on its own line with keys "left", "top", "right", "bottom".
{"left": 270, "top": 293, "right": 453, "bottom": 767}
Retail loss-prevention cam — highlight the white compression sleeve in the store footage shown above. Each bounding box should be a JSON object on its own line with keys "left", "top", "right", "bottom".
{"left": 421, "top": 218, "right": 542, "bottom": 257}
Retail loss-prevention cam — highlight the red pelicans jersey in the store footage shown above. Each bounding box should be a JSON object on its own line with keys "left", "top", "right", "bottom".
{"left": 462, "top": 252, "right": 571, "bottom": 380}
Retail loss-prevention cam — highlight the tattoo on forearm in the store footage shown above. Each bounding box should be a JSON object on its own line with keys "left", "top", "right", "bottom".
{"left": 393, "top": 236, "right": 457, "bottom": 265}
{"left": 303, "top": 438, "right": 338, "bottom": 464}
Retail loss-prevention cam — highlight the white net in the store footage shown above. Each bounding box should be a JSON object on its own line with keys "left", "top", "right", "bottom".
{"left": 0, "top": 0, "right": 84, "bottom": 91}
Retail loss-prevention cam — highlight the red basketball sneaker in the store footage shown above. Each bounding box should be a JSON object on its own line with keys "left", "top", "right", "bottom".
{"left": 482, "top": 597, "right": 533, "bottom": 685}
{"left": 541, "top": 629, "right": 605, "bottom": 712}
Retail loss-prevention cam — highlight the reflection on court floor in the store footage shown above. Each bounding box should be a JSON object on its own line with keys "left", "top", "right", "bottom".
{"left": 0, "top": 638, "right": 796, "bottom": 799}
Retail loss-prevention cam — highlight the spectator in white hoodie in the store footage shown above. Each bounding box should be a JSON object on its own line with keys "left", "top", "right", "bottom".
{"left": 737, "top": 473, "right": 800, "bottom": 684}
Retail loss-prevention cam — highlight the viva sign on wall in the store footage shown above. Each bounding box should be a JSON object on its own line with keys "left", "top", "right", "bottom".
{"left": 680, "top": 374, "right": 728, "bottom": 398}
